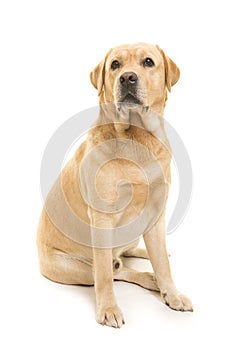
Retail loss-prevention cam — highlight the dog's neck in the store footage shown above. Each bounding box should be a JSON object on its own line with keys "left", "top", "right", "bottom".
{"left": 94, "top": 103, "right": 168, "bottom": 147}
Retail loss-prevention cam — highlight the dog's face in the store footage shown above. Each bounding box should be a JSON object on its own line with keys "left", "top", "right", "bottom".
{"left": 90, "top": 43, "right": 180, "bottom": 111}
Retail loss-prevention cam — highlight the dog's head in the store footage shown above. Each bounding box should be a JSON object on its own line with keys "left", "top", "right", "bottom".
{"left": 90, "top": 43, "right": 180, "bottom": 113}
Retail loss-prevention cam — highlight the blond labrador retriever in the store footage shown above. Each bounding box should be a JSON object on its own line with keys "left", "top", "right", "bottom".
{"left": 37, "top": 42, "right": 193, "bottom": 328}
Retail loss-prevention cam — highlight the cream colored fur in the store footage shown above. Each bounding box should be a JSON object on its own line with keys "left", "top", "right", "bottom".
{"left": 37, "top": 43, "right": 193, "bottom": 328}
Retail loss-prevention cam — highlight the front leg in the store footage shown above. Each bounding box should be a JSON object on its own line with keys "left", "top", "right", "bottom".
{"left": 143, "top": 214, "right": 193, "bottom": 312}
{"left": 93, "top": 248, "right": 125, "bottom": 327}
{"left": 90, "top": 209, "right": 125, "bottom": 328}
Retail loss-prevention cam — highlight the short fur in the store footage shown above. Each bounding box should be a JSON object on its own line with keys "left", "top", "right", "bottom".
{"left": 37, "top": 43, "right": 193, "bottom": 328}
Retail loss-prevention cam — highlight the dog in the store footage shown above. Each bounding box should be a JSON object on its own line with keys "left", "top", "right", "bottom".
{"left": 37, "top": 42, "right": 193, "bottom": 328}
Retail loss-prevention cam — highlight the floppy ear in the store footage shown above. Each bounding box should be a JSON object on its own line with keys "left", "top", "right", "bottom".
{"left": 156, "top": 45, "right": 180, "bottom": 92}
{"left": 90, "top": 59, "right": 106, "bottom": 96}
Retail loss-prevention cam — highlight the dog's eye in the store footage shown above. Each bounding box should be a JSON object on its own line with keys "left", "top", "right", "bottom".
{"left": 143, "top": 58, "right": 155, "bottom": 68}
{"left": 111, "top": 60, "right": 120, "bottom": 70}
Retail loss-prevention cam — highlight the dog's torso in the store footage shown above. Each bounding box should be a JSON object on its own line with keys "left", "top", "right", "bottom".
{"left": 40, "top": 115, "right": 171, "bottom": 260}
{"left": 37, "top": 43, "right": 193, "bottom": 326}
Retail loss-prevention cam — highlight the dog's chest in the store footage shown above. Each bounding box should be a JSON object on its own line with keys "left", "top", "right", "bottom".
{"left": 79, "top": 127, "right": 171, "bottom": 233}
{"left": 92, "top": 136, "right": 170, "bottom": 212}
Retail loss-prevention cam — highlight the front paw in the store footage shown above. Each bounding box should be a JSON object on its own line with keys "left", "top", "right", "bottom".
{"left": 162, "top": 290, "right": 193, "bottom": 312}
{"left": 96, "top": 305, "right": 125, "bottom": 328}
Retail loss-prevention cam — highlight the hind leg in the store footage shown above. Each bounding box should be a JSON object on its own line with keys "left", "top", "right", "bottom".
{"left": 122, "top": 247, "right": 149, "bottom": 259}
{"left": 120, "top": 240, "right": 149, "bottom": 259}
{"left": 39, "top": 249, "right": 94, "bottom": 285}
{"left": 113, "top": 259, "right": 159, "bottom": 291}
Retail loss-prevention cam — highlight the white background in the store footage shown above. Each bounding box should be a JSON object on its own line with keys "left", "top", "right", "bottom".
{"left": 1, "top": 0, "right": 233, "bottom": 348}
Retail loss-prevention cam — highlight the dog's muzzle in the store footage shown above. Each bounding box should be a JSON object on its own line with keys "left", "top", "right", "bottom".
{"left": 118, "top": 71, "right": 141, "bottom": 105}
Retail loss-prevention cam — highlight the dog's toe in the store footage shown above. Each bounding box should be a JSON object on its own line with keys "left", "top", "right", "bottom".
{"left": 96, "top": 305, "right": 125, "bottom": 328}
{"left": 162, "top": 291, "right": 193, "bottom": 312}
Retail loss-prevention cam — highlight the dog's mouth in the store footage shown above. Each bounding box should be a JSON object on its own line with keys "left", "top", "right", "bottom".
{"left": 116, "top": 92, "right": 149, "bottom": 113}
{"left": 117, "top": 92, "right": 143, "bottom": 108}
{"left": 119, "top": 93, "right": 142, "bottom": 106}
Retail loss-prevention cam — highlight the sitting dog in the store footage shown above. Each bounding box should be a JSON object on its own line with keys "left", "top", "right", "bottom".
{"left": 37, "top": 42, "right": 193, "bottom": 328}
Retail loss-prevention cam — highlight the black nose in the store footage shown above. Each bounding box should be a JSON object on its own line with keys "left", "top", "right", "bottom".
{"left": 120, "top": 72, "right": 138, "bottom": 86}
